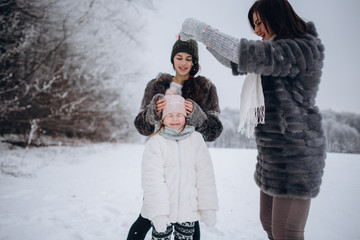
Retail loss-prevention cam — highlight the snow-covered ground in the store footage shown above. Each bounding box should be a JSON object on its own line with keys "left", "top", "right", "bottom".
{"left": 0, "top": 142, "right": 359, "bottom": 240}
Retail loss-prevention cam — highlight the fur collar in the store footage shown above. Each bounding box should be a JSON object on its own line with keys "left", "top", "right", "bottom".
{"left": 155, "top": 73, "right": 172, "bottom": 83}
{"left": 155, "top": 73, "right": 212, "bottom": 89}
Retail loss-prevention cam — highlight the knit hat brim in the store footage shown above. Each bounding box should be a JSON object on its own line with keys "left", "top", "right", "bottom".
{"left": 162, "top": 95, "right": 186, "bottom": 120}
{"left": 170, "top": 39, "right": 199, "bottom": 64}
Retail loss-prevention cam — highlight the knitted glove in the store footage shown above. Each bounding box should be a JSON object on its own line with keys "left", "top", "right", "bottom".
{"left": 145, "top": 93, "right": 164, "bottom": 125}
{"left": 180, "top": 18, "right": 210, "bottom": 42}
{"left": 186, "top": 99, "right": 207, "bottom": 128}
{"left": 200, "top": 210, "right": 217, "bottom": 227}
{"left": 152, "top": 215, "right": 170, "bottom": 233}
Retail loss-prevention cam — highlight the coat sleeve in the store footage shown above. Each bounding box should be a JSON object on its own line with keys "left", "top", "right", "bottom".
{"left": 187, "top": 82, "right": 223, "bottom": 142}
{"left": 206, "top": 47, "right": 232, "bottom": 69}
{"left": 141, "top": 137, "right": 170, "bottom": 220}
{"left": 194, "top": 134, "right": 219, "bottom": 211}
{"left": 134, "top": 80, "right": 162, "bottom": 136}
{"left": 202, "top": 27, "right": 240, "bottom": 65}
{"left": 237, "top": 36, "right": 323, "bottom": 78}
{"left": 207, "top": 47, "right": 244, "bottom": 76}
{"left": 202, "top": 25, "right": 323, "bottom": 78}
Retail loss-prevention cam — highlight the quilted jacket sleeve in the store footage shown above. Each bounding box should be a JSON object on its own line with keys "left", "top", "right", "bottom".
{"left": 187, "top": 82, "right": 223, "bottom": 142}
{"left": 134, "top": 80, "right": 163, "bottom": 136}
{"left": 194, "top": 134, "right": 219, "bottom": 211}
{"left": 141, "top": 137, "right": 170, "bottom": 220}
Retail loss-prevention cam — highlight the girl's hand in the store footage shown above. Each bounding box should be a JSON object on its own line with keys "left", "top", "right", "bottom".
{"left": 155, "top": 98, "right": 166, "bottom": 114}
{"left": 185, "top": 100, "right": 194, "bottom": 114}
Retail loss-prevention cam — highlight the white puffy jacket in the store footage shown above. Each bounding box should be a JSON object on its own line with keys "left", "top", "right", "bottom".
{"left": 141, "top": 131, "right": 218, "bottom": 224}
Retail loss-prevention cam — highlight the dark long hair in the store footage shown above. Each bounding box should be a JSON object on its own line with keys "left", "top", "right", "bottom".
{"left": 189, "top": 59, "right": 200, "bottom": 77}
{"left": 248, "top": 0, "right": 307, "bottom": 40}
{"left": 172, "top": 58, "right": 203, "bottom": 102}
{"left": 182, "top": 76, "right": 204, "bottom": 103}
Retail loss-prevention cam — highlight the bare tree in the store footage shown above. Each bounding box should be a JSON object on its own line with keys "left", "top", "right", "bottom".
{"left": 208, "top": 108, "right": 256, "bottom": 149}
{"left": 322, "top": 110, "right": 360, "bottom": 153}
{"left": 0, "top": 0, "right": 154, "bottom": 146}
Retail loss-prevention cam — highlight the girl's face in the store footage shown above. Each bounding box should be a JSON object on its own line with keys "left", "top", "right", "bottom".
{"left": 163, "top": 112, "right": 186, "bottom": 130}
{"left": 173, "top": 52, "right": 193, "bottom": 77}
{"left": 253, "top": 12, "right": 274, "bottom": 41}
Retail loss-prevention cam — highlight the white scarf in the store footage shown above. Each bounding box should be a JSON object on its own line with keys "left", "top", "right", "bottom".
{"left": 237, "top": 73, "right": 265, "bottom": 137}
{"left": 237, "top": 36, "right": 275, "bottom": 137}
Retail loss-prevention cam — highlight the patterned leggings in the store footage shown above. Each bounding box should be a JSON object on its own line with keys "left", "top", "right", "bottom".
{"left": 152, "top": 222, "right": 195, "bottom": 240}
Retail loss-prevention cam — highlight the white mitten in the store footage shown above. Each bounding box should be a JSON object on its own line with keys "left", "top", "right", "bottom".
{"left": 200, "top": 210, "right": 217, "bottom": 227}
{"left": 180, "top": 18, "right": 210, "bottom": 42}
{"left": 152, "top": 215, "right": 170, "bottom": 233}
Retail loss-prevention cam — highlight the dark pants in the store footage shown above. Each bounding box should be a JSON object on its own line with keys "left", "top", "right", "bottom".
{"left": 260, "top": 191, "right": 311, "bottom": 240}
{"left": 127, "top": 215, "right": 200, "bottom": 240}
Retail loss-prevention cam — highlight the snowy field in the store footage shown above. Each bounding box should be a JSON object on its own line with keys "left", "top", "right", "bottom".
{"left": 0, "top": 142, "right": 359, "bottom": 240}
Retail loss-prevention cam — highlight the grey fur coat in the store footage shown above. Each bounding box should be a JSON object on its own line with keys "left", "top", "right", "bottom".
{"left": 238, "top": 22, "right": 326, "bottom": 199}
{"left": 134, "top": 73, "right": 223, "bottom": 142}
{"left": 206, "top": 22, "right": 326, "bottom": 199}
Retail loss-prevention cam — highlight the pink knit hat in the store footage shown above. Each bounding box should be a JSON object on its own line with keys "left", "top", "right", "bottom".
{"left": 162, "top": 95, "right": 186, "bottom": 120}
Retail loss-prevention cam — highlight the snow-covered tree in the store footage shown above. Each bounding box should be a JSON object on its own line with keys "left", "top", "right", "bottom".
{"left": 208, "top": 108, "right": 256, "bottom": 149}
{"left": 0, "top": 0, "right": 155, "bottom": 145}
{"left": 209, "top": 108, "right": 360, "bottom": 153}
{"left": 322, "top": 110, "right": 360, "bottom": 153}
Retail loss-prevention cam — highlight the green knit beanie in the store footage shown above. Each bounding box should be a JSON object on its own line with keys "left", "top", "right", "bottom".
{"left": 170, "top": 39, "right": 199, "bottom": 64}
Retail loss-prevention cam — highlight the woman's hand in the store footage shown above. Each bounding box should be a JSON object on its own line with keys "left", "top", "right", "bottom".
{"left": 155, "top": 98, "right": 166, "bottom": 114}
{"left": 185, "top": 100, "right": 194, "bottom": 115}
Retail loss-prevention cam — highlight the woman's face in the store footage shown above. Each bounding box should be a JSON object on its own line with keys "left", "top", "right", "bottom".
{"left": 173, "top": 52, "right": 193, "bottom": 77}
{"left": 253, "top": 12, "right": 274, "bottom": 41}
{"left": 163, "top": 112, "right": 186, "bottom": 130}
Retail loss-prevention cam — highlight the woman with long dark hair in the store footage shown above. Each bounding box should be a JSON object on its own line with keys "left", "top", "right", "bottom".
{"left": 180, "top": 0, "right": 326, "bottom": 239}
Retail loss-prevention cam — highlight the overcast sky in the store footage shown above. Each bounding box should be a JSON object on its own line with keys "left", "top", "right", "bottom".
{"left": 139, "top": 0, "right": 360, "bottom": 114}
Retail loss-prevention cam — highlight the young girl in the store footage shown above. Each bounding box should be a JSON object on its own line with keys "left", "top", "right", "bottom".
{"left": 141, "top": 92, "right": 218, "bottom": 240}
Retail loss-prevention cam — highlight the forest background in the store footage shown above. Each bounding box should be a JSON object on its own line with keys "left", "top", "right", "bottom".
{"left": 1, "top": 0, "right": 359, "bottom": 154}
